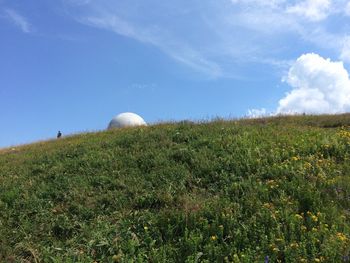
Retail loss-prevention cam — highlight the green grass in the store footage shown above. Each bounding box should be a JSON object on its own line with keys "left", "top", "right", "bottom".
{"left": 1, "top": 114, "right": 350, "bottom": 262}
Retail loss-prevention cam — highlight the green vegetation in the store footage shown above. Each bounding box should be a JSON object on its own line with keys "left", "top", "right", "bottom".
{"left": 1, "top": 114, "right": 350, "bottom": 262}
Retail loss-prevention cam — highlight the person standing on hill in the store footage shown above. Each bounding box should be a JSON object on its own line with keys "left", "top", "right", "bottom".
{"left": 57, "top": 131, "right": 62, "bottom": 139}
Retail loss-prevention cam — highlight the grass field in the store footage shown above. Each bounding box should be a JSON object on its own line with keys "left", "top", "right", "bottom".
{"left": 1, "top": 114, "right": 350, "bottom": 262}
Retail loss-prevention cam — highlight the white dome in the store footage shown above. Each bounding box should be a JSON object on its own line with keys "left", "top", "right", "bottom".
{"left": 108, "top": 112, "right": 147, "bottom": 129}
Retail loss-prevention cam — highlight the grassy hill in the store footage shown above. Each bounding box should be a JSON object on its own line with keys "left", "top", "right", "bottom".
{"left": 1, "top": 114, "right": 350, "bottom": 262}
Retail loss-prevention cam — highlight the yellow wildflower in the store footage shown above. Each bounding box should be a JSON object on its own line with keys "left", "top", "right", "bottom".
{"left": 304, "top": 162, "right": 312, "bottom": 168}
{"left": 295, "top": 214, "right": 303, "bottom": 220}
{"left": 336, "top": 232, "right": 347, "bottom": 242}
{"left": 263, "top": 203, "right": 272, "bottom": 209}
{"left": 290, "top": 242, "right": 299, "bottom": 249}
{"left": 211, "top": 235, "right": 217, "bottom": 241}
{"left": 112, "top": 254, "right": 122, "bottom": 262}
{"left": 272, "top": 247, "right": 279, "bottom": 252}
{"left": 311, "top": 215, "right": 318, "bottom": 222}
{"left": 266, "top": 180, "right": 279, "bottom": 189}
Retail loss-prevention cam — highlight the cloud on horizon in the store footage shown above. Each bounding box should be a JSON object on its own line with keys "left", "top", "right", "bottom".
{"left": 277, "top": 53, "right": 350, "bottom": 114}
{"left": 249, "top": 53, "right": 350, "bottom": 117}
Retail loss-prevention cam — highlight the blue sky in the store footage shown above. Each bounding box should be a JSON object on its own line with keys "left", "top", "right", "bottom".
{"left": 1, "top": 0, "right": 350, "bottom": 147}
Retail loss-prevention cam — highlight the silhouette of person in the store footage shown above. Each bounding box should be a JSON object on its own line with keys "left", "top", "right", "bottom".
{"left": 57, "top": 131, "right": 62, "bottom": 139}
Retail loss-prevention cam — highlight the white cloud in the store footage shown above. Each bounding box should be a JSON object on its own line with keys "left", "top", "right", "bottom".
{"left": 346, "top": 1, "right": 350, "bottom": 16}
{"left": 67, "top": 0, "right": 92, "bottom": 5}
{"left": 230, "top": 0, "right": 286, "bottom": 8}
{"left": 64, "top": 0, "right": 350, "bottom": 77}
{"left": 63, "top": 0, "right": 300, "bottom": 77}
{"left": 287, "top": 0, "right": 332, "bottom": 21}
{"left": 4, "top": 9, "right": 32, "bottom": 33}
{"left": 277, "top": 53, "right": 350, "bottom": 114}
{"left": 81, "top": 14, "right": 222, "bottom": 77}
{"left": 247, "top": 108, "right": 268, "bottom": 118}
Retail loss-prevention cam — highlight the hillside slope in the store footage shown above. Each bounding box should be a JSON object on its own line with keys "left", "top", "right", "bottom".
{"left": 1, "top": 115, "right": 350, "bottom": 262}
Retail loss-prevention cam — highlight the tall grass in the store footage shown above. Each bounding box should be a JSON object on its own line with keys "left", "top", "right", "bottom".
{"left": 1, "top": 114, "right": 350, "bottom": 262}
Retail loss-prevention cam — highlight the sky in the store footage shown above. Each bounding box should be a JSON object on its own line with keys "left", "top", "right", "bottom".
{"left": 1, "top": 0, "right": 350, "bottom": 147}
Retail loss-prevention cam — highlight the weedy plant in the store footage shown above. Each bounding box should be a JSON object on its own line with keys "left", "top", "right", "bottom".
{"left": 0, "top": 114, "right": 350, "bottom": 262}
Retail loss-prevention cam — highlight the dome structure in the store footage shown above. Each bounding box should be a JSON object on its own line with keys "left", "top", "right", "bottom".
{"left": 108, "top": 112, "right": 147, "bottom": 129}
